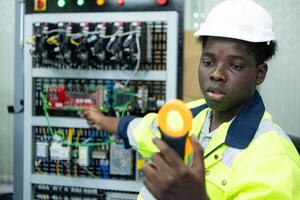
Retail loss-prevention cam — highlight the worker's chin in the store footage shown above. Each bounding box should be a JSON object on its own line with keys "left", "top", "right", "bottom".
{"left": 206, "top": 100, "right": 228, "bottom": 112}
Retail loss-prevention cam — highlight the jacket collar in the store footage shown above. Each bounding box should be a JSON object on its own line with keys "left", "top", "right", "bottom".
{"left": 191, "top": 91, "right": 265, "bottom": 149}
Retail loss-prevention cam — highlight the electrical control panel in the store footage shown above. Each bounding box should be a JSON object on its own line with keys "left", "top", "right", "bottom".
{"left": 30, "top": 21, "right": 162, "bottom": 70}
{"left": 33, "top": 184, "right": 138, "bottom": 200}
{"left": 33, "top": 126, "right": 138, "bottom": 179}
{"left": 33, "top": 78, "right": 166, "bottom": 117}
{"left": 22, "top": 0, "right": 183, "bottom": 199}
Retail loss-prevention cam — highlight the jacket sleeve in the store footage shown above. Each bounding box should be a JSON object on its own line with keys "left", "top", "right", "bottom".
{"left": 118, "top": 113, "right": 160, "bottom": 159}
{"left": 131, "top": 113, "right": 161, "bottom": 159}
{"left": 117, "top": 115, "right": 139, "bottom": 148}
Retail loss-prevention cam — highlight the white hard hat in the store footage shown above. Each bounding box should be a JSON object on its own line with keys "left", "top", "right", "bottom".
{"left": 194, "top": 0, "right": 275, "bottom": 43}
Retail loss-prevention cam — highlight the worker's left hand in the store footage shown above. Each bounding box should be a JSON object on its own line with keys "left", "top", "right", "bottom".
{"left": 142, "top": 136, "right": 209, "bottom": 200}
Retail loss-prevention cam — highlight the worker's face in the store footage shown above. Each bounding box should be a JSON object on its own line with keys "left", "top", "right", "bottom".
{"left": 198, "top": 37, "right": 267, "bottom": 112}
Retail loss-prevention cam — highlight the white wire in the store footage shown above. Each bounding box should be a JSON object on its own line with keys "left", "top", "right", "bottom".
{"left": 124, "top": 33, "right": 141, "bottom": 87}
{"left": 85, "top": 30, "right": 138, "bottom": 39}
{"left": 45, "top": 28, "right": 66, "bottom": 34}
{"left": 68, "top": 33, "right": 83, "bottom": 39}
{"left": 44, "top": 28, "right": 139, "bottom": 40}
{"left": 115, "top": 30, "right": 139, "bottom": 37}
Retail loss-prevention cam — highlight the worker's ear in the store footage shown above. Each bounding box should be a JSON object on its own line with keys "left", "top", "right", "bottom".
{"left": 256, "top": 63, "right": 268, "bottom": 85}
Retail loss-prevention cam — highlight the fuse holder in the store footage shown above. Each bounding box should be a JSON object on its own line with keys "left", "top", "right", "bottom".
{"left": 36, "top": 142, "right": 49, "bottom": 158}
{"left": 79, "top": 146, "right": 90, "bottom": 167}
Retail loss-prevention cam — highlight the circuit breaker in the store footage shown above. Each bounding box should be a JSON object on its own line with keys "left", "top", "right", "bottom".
{"left": 22, "top": 0, "right": 183, "bottom": 199}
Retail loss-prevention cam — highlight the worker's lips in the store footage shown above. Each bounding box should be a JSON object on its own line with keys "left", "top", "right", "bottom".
{"left": 206, "top": 87, "right": 225, "bottom": 101}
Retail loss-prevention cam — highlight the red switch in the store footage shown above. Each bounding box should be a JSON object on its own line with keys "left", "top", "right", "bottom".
{"left": 117, "top": 0, "right": 125, "bottom": 6}
{"left": 157, "top": 0, "right": 168, "bottom": 6}
{"left": 34, "top": 0, "right": 47, "bottom": 11}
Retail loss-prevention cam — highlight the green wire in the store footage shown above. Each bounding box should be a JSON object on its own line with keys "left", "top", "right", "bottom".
{"left": 115, "top": 91, "right": 137, "bottom": 96}
{"left": 120, "top": 101, "right": 131, "bottom": 118}
{"left": 62, "top": 140, "right": 114, "bottom": 147}
{"left": 40, "top": 93, "right": 65, "bottom": 142}
{"left": 39, "top": 92, "right": 115, "bottom": 147}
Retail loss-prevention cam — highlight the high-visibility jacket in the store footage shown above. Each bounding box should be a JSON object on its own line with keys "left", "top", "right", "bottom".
{"left": 118, "top": 92, "right": 300, "bottom": 200}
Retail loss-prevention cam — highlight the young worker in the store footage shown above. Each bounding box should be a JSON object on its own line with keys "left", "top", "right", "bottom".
{"left": 82, "top": 0, "right": 300, "bottom": 199}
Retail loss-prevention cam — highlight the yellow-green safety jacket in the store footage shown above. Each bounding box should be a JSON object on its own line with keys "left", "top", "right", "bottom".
{"left": 118, "top": 91, "right": 300, "bottom": 200}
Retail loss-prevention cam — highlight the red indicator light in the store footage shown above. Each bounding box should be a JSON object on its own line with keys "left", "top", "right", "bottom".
{"left": 117, "top": 0, "right": 125, "bottom": 6}
{"left": 157, "top": 0, "right": 168, "bottom": 6}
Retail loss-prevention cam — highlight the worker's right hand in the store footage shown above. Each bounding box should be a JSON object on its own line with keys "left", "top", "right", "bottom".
{"left": 142, "top": 135, "right": 209, "bottom": 200}
{"left": 80, "top": 106, "right": 104, "bottom": 130}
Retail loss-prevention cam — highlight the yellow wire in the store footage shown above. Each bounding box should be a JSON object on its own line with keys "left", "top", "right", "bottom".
{"left": 74, "top": 160, "right": 78, "bottom": 177}
{"left": 26, "top": 35, "right": 36, "bottom": 45}
{"left": 67, "top": 128, "right": 74, "bottom": 143}
{"left": 47, "top": 36, "right": 59, "bottom": 45}
{"left": 42, "top": 127, "right": 46, "bottom": 136}
{"left": 70, "top": 38, "right": 79, "bottom": 46}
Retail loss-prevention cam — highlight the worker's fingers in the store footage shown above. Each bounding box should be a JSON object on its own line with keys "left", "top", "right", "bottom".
{"left": 151, "top": 153, "right": 173, "bottom": 178}
{"left": 142, "top": 163, "right": 161, "bottom": 198}
{"left": 87, "top": 120, "right": 95, "bottom": 126}
{"left": 81, "top": 109, "right": 102, "bottom": 121}
{"left": 89, "top": 123, "right": 101, "bottom": 131}
{"left": 81, "top": 106, "right": 99, "bottom": 112}
{"left": 143, "top": 177, "right": 160, "bottom": 199}
{"left": 80, "top": 106, "right": 99, "bottom": 117}
{"left": 190, "top": 135, "right": 205, "bottom": 174}
{"left": 86, "top": 119, "right": 93, "bottom": 123}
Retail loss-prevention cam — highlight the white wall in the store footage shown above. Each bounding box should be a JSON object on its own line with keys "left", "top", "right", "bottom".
{"left": 184, "top": 0, "right": 300, "bottom": 136}
{"left": 0, "top": 0, "right": 15, "bottom": 182}
{"left": 259, "top": 0, "right": 300, "bottom": 136}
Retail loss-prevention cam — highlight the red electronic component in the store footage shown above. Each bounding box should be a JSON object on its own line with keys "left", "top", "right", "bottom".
{"left": 47, "top": 86, "right": 65, "bottom": 108}
{"left": 34, "top": 0, "right": 47, "bottom": 11}
{"left": 117, "top": 0, "right": 125, "bottom": 6}
{"left": 45, "top": 85, "right": 104, "bottom": 110}
{"left": 157, "top": 0, "right": 168, "bottom": 6}
{"left": 57, "top": 86, "right": 65, "bottom": 103}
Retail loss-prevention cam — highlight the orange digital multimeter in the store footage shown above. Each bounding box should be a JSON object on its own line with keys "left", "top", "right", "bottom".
{"left": 157, "top": 99, "right": 193, "bottom": 159}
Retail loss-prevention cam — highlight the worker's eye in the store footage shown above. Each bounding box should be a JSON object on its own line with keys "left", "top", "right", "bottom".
{"left": 230, "top": 64, "right": 244, "bottom": 70}
{"left": 201, "top": 59, "right": 214, "bottom": 67}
